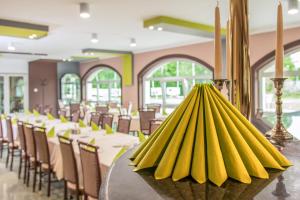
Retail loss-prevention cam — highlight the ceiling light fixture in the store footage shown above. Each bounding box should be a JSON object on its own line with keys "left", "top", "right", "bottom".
{"left": 79, "top": 2, "right": 90, "bottom": 18}
{"left": 157, "top": 27, "right": 163, "bottom": 31}
{"left": 288, "top": 0, "right": 299, "bottom": 15}
{"left": 28, "top": 34, "right": 37, "bottom": 39}
{"left": 148, "top": 26, "right": 154, "bottom": 30}
{"left": 130, "top": 38, "right": 136, "bottom": 47}
{"left": 8, "top": 43, "right": 16, "bottom": 51}
{"left": 91, "top": 33, "right": 99, "bottom": 43}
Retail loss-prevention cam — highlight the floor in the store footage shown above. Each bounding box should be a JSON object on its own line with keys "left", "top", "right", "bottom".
{"left": 0, "top": 151, "right": 64, "bottom": 200}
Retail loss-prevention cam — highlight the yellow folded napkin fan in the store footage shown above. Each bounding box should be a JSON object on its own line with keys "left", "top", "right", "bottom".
{"left": 47, "top": 113, "right": 55, "bottom": 120}
{"left": 78, "top": 119, "right": 87, "bottom": 128}
{"left": 91, "top": 121, "right": 100, "bottom": 131}
{"left": 105, "top": 124, "right": 113, "bottom": 134}
{"left": 138, "top": 131, "right": 146, "bottom": 143}
{"left": 33, "top": 109, "right": 40, "bottom": 117}
{"left": 47, "top": 127, "right": 55, "bottom": 138}
{"left": 130, "top": 84, "right": 292, "bottom": 187}
{"left": 60, "top": 115, "right": 68, "bottom": 123}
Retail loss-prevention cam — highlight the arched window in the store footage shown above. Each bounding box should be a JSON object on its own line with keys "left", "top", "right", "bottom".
{"left": 85, "top": 67, "right": 121, "bottom": 105}
{"left": 60, "top": 73, "right": 81, "bottom": 104}
{"left": 256, "top": 49, "right": 300, "bottom": 138}
{"left": 141, "top": 57, "right": 213, "bottom": 113}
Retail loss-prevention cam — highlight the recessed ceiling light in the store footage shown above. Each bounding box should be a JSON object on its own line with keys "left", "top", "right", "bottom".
{"left": 130, "top": 38, "right": 136, "bottom": 47}
{"left": 91, "top": 33, "right": 98, "bottom": 43}
{"left": 8, "top": 43, "right": 16, "bottom": 51}
{"left": 62, "top": 58, "right": 67, "bottom": 61}
{"left": 79, "top": 2, "right": 90, "bottom": 18}
{"left": 157, "top": 27, "right": 163, "bottom": 31}
{"left": 148, "top": 26, "right": 154, "bottom": 30}
{"left": 67, "top": 58, "right": 72, "bottom": 62}
{"left": 288, "top": 0, "right": 299, "bottom": 15}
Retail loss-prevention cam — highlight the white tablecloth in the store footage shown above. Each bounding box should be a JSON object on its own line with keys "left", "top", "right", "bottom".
{"left": 5, "top": 113, "right": 139, "bottom": 186}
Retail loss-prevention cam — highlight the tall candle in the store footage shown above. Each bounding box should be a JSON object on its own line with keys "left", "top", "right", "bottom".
{"left": 214, "top": 5, "right": 222, "bottom": 79}
{"left": 275, "top": 2, "right": 284, "bottom": 78}
{"left": 226, "top": 20, "right": 231, "bottom": 80}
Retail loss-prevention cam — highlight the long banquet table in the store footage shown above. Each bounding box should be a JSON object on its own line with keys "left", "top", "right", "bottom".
{"left": 2, "top": 113, "right": 139, "bottom": 186}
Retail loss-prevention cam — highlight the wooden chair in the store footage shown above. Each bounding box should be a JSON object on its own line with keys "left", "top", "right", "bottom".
{"left": 146, "top": 103, "right": 161, "bottom": 113}
{"left": 17, "top": 121, "right": 27, "bottom": 183}
{"left": 58, "top": 136, "right": 83, "bottom": 200}
{"left": 70, "top": 103, "right": 80, "bottom": 116}
{"left": 95, "top": 105, "right": 109, "bottom": 113}
{"left": 34, "top": 104, "right": 43, "bottom": 113}
{"left": 101, "top": 113, "right": 113, "bottom": 129}
{"left": 71, "top": 111, "right": 80, "bottom": 123}
{"left": 0, "top": 118, "right": 8, "bottom": 159}
{"left": 150, "top": 119, "right": 163, "bottom": 134}
{"left": 43, "top": 105, "right": 52, "bottom": 115}
{"left": 34, "top": 127, "right": 55, "bottom": 197}
{"left": 5, "top": 117, "right": 20, "bottom": 171}
{"left": 138, "top": 109, "right": 156, "bottom": 135}
{"left": 117, "top": 115, "right": 131, "bottom": 134}
{"left": 59, "top": 109, "right": 67, "bottom": 118}
{"left": 90, "top": 112, "right": 101, "bottom": 126}
{"left": 78, "top": 141, "right": 102, "bottom": 200}
{"left": 108, "top": 102, "right": 118, "bottom": 109}
{"left": 24, "top": 123, "right": 38, "bottom": 192}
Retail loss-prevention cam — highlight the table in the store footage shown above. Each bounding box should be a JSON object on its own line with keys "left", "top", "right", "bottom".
{"left": 3, "top": 113, "right": 139, "bottom": 187}
{"left": 101, "top": 140, "right": 300, "bottom": 200}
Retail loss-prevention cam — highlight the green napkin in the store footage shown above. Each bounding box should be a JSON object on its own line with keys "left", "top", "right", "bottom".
{"left": 47, "top": 127, "right": 55, "bottom": 138}
{"left": 131, "top": 111, "right": 138, "bottom": 116}
{"left": 63, "top": 130, "right": 71, "bottom": 139}
{"left": 33, "top": 109, "right": 40, "bottom": 117}
{"left": 113, "top": 146, "right": 129, "bottom": 162}
{"left": 162, "top": 109, "right": 168, "bottom": 116}
{"left": 25, "top": 109, "right": 32, "bottom": 115}
{"left": 11, "top": 118, "right": 18, "bottom": 125}
{"left": 91, "top": 121, "right": 100, "bottom": 131}
{"left": 41, "top": 122, "right": 46, "bottom": 128}
{"left": 78, "top": 119, "right": 87, "bottom": 128}
{"left": 47, "top": 113, "right": 55, "bottom": 120}
{"left": 60, "top": 115, "right": 68, "bottom": 123}
{"left": 138, "top": 130, "right": 146, "bottom": 143}
{"left": 105, "top": 124, "right": 113, "bottom": 134}
{"left": 89, "top": 138, "right": 96, "bottom": 145}
{"left": 1, "top": 114, "right": 7, "bottom": 120}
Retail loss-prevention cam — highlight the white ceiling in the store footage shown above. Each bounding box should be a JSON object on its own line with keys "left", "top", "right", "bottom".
{"left": 0, "top": 0, "right": 300, "bottom": 61}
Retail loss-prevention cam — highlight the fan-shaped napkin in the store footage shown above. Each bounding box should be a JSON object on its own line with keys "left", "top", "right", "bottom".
{"left": 130, "top": 84, "right": 292, "bottom": 186}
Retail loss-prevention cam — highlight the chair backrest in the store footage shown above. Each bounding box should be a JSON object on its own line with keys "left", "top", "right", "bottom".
{"left": 78, "top": 141, "right": 101, "bottom": 199}
{"left": 34, "top": 127, "right": 50, "bottom": 164}
{"left": 95, "top": 105, "right": 108, "bottom": 113}
{"left": 17, "top": 121, "right": 26, "bottom": 151}
{"left": 43, "top": 105, "right": 52, "bottom": 115}
{"left": 58, "top": 136, "right": 79, "bottom": 185}
{"left": 59, "top": 109, "right": 67, "bottom": 117}
{"left": 101, "top": 113, "right": 113, "bottom": 128}
{"left": 146, "top": 104, "right": 161, "bottom": 113}
{"left": 117, "top": 115, "right": 131, "bottom": 134}
{"left": 139, "top": 109, "right": 156, "bottom": 131}
{"left": 6, "top": 117, "right": 14, "bottom": 143}
{"left": 127, "top": 102, "right": 132, "bottom": 115}
{"left": 90, "top": 112, "right": 101, "bottom": 126}
{"left": 150, "top": 119, "right": 163, "bottom": 134}
{"left": 71, "top": 111, "right": 80, "bottom": 122}
{"left": 108, "top": 102, "right": 118, "bottom": 109}
{"left": 58, "top": 99, "right": 65, "bottom": 109}
{"left": 24, "top": 123, "right": 36, "bottom": 158}
{"left": 34, "top": 104, "right": 42, "bottom": 113}
{"left": 70, "top": 103, "right": 80, "bottom": 115}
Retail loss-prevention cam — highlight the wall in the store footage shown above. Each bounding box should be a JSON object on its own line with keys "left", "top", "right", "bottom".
{"left": 80, "top": 26, "right": 300, "bottom": 110}
{"left": 29, "top": 60, "right": 58, "bottom": 115}
{"left": 0, "top": 58, "right": 28, "bottom": 74}
{"left": 57, "top": 62, "right": 80, "bottom": 99}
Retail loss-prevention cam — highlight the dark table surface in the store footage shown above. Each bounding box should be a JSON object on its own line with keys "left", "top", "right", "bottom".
{"left": 100, "top": 140, "right": 300, "bottom": 200}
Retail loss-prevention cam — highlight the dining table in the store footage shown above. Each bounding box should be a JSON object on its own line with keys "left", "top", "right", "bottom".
{"left": 2, "top": 113, "right": 139, "bottom": 187}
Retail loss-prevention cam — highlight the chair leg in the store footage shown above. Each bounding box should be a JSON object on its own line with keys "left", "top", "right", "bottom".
{"left": 10, "top": 148, "right": 14, "bottom": 171}
{"left": 5, "top": 147, "right": 10, "bottom": 168}
{"left": 84, "top": 194, "right": 88, "bottom": 200}
{"left": 47, "top": 170, "right": 51, "bottom": 197}
{"left": 23, "top": 156, "right": 27, "bottom": 184}
{"left": 64, "top": 180, "right": 68, "bottom": 200}
{"left": 0, "top": 141, "right": 2, "bottom": 159}
{"left": 39, "top": 163, "right": 42, "bottom": 191}
{"left": 18, "top": 151, "right": 22, "bottom": 179}
{"left": 26, "top": 160, "right": 30, "bottom": 187}
{"left": 33, "top": 162, "right": 37, "bottom": 192}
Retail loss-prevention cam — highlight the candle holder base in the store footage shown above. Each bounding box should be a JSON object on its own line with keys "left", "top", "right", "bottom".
{"left": 213, "top": 79, "right": 228, "bottom": 91}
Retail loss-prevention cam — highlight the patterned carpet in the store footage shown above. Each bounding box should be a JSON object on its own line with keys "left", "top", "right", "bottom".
{"left": 0, "top": 151, "right": 65, "bottom": 200}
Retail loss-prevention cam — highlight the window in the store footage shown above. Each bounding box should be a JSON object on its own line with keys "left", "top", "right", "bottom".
{"left": 142, "top": 58, "right": 213, "bottom": 113}
{"left": 61, "top": 73, "right": 81, "bottom": 105}
{"left": 85, "top": 67, "right": 121, "bottom": 105}
{"left": 257, "top": 50, "right": 300, "bottom": 138}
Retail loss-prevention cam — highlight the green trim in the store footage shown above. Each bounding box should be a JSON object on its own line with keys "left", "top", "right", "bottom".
{"left": 122, "top": 54, "right": 133, "bottom": 86}
{"left": 144, "top": 16, "right": 226, "bottom": 35}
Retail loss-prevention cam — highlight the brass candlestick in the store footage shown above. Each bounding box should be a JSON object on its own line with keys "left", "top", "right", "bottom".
{"left": 213, "top": 79, "right": 230, "bottom": 100}
{"left": 267, "top": 78, "right": 293, "bottom": 141}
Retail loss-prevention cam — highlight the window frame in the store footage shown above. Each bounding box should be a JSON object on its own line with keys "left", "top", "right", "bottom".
{"left": 60, "top": 73, "right": 81, "bottom": 105}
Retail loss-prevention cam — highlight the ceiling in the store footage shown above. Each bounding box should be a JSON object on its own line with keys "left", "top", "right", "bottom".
{"left": 0, "top": 0, "right": 300, "bottom": 61}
